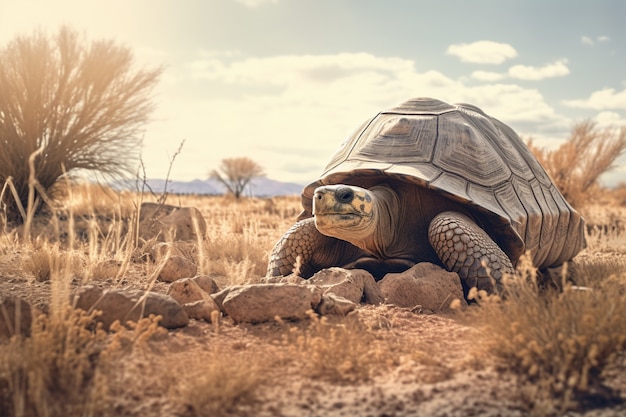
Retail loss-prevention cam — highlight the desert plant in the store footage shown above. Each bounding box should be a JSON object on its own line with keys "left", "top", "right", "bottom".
{"left": 283, "top": 312, "right": 381, "bottom": 383}
{"left": 527, "top": 120, "right": 626, "bottom": 208}
{"left": 0, "top": 26, "right": 161, "bottom": 222}
{"left": 470, "top": 256, "right": 626, "bottom": 415}
{"left": 209, "top": 157, "right": 266, "bottom": 199}
{"left": 0, "top": 307, "right": 109, "bottom": 417}
{"left": 171, "top": 349, "right": 265, "bottom": 417}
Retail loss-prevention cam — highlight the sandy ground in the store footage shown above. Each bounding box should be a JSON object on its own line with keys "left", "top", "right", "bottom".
{"left": 98, "top": 302, "right": 626, "bottom": 417}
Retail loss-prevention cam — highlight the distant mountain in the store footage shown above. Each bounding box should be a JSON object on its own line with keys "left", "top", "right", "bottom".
{"left": 119, "top": 177, "right": 304, "bottom": 197}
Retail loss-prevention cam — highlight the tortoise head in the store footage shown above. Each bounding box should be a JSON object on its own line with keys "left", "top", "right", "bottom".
{"left": 312, "top": 184, "right": 376, "bottom": 244}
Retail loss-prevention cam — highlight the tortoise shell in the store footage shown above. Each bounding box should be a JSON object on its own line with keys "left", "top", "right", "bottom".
{"left": 299, "top": 97, "right": 586, "bottom": 269}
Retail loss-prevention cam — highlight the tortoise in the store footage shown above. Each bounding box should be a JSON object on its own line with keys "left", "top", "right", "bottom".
{"left": 267, "top": 97, "right": 586, "bottom": 295}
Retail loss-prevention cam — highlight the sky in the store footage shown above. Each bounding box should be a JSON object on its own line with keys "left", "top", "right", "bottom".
{"left": 1, "top": 0, "right": 625, "bottom": 187}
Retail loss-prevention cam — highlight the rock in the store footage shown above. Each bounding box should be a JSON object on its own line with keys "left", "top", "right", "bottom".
{"left": 211, "top": 286, "right": 232, "bottom": 311}
{"left": 138, "top": 202, "right": 207, "bottom": 242}
{"left": 261, "top": 274, "right": 307, "bottom": 285}
{"left": 221, "top": 283, "right": 323, "bottom": 324}
{"left": 316, "top": 293, "right": 357, "bottom": 316}
{"left": 183, "top": 299, "right": 220, "bottom": 322}
{"left": 0, "top": 295, "right": 32, "bottom": 338}
{"left": 378, "top": 263, "right": 466, "bottom": 312}
{"left": 309, "top": 268, "right": 365, "bottom": 303}
{"left": 362, "top": 275, "right": 385, "bottom": 304}
{"left": 157, "top": 255, "right": 197, "bottom": 283}
{"left": 167, "top": 275, "right": 220, "bottom": 305}
{"left": 309, "top": 268, "right": 384, "bottom": 304}
{"left": 149, "top": 242, "right": 198, "bottom": 282}
{"left": 73, "top": 286, "right": 189, "bottom": 330}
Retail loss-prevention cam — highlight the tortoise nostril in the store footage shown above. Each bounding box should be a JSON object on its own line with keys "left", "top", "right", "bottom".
{"left": 335, "top": 186, "right": 354, "bottom": 204}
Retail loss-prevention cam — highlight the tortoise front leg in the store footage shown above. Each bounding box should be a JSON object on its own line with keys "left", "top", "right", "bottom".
{"left": 428, "top": 211, "right": 515, "bottom": 296}
{"left": 267, "top": 218, "right": 364, "bottom": 278}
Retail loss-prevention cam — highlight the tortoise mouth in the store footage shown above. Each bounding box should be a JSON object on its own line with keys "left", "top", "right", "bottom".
{"left": 314, "top": 212, "right": 364, "bottom": 221}
{"left": 314, "top": 210, "right": 370, "bottom": 233}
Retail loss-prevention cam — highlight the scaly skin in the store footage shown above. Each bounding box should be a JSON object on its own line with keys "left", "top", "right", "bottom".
{"left": 266, "top": 218, "right": 364, "bottom": 278}
{"left": 428, "top": 211, "right": 515, "bottom": 295}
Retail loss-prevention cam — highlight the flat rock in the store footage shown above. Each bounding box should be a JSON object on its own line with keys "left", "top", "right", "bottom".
{"left": 0, "top": 295, "right": 32, "bottom": 338}
{"left": 221, "top": 283, "right": 322, "bottom": 324}
{"left": 73, "top": 286, "right": 189, "bottom": 330}
{"left": 378, "top": 263, "right": 466, "bottom": 312}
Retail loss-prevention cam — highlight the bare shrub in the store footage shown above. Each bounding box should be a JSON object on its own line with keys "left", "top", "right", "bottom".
{"left": 209, "top": 157, "right": 266, "bottom": 199}
{"left": 470, "top": 256, "right": 626, "bottom": 415}
{"left": 0, "top": 26, "right": 161, "bottom": 222}
{"left": 527, "top": 120, "right": 626, "bottom": 208}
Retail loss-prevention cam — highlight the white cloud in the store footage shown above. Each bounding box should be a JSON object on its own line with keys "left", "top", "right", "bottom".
{"left": 471, "top": 70, "right": 506, "bottom": 81}
{"left": 581, "top": 36, "right": 594, "bottom": 46}
{"left": 142, "top": 52, "right": 567, "bottom": 183}
{"left": 562, "top": 87, "right": 626, "bottom": 110}
{"left": 508, "top": 59, "right": 570, "bottom": 80}
{"left": 446, "top": 41, "right": 517, "bottom": 64}
{"left": 594, "top": 111, "right": 626, "bottom": 127}
{"left": 581, "top": 35, "right": 611, "bottom": 46}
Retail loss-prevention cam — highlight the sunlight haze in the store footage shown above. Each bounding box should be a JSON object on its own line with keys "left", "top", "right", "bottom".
{"left": 1, "top": 0, "right": 624, "bottom": 187}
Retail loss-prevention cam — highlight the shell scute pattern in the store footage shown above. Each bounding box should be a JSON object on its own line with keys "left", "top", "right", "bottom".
{"left": 299, "top": 98, "right": 585, "bottom": 269}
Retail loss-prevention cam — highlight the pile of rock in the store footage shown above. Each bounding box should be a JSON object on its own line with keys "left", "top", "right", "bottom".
{"left": 1, "top": 262, "right": 465, "bottom": 337}
{"left": 0, "top": 202, "right": 467, "bottom": 338}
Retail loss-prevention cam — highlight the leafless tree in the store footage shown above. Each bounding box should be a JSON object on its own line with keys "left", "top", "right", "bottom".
{"left": 0, "top": 26, "right": 161, "bottom": 221}
{"left": 527, "top": 120, "right": 626, "bottom": 208}
{"left": 210, "top": 157, "right": 265, "bottom": 199}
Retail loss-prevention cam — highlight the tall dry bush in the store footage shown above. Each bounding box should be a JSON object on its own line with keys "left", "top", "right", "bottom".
{"left": 527, "top": 120, "right": 626, "bottom": 208}
{"left": 0, "top": 26, "right": 161, "bottom": 222}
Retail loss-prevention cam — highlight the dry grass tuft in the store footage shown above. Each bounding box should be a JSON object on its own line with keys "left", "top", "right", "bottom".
{"left": 470, "top": 255, "right": 626, "bottom": 415}
{"left": 194, "top": 195, "right": 300, "bottom": 285}
{"left": 0, "top": 307, "right": 109, "bottom": 417}
{"left": 283, "top": 312, "right": 383, "bottom": 384}
{"left": 171, "top": 349, "right": 266, "bottom": 417}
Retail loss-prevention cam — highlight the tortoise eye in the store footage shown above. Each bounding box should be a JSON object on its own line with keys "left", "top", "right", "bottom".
{"left": 335, "top": 186, "right": 355, "bottom": 204}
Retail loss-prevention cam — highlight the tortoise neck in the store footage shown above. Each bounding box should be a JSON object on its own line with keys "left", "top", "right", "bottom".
{"left": 358, "top": 185, "right": 399, "bottom": 257}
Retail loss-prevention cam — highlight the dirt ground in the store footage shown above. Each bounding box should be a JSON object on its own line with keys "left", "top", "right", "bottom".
{"left": 2, "top": 268, "right": 626, "bottom": 417}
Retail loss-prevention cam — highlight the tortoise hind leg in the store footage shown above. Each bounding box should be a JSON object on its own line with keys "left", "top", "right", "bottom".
{"left": 428, "top": 211, "right": 515, "bottom": 297}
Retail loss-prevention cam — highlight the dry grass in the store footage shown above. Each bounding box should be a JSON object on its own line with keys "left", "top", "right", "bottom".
{"left": 170, "top": 349, "right": 266, "bottom": 417}
{"left": 0, "top": 177, "right": 625, "bottom": 416}
{"left": 0, "top": 307, "right": 109, "bottom": 417}
{"left": 281, "top": 311, "right": 382, "bottom": 383}
{"left": 192, "top": 195, "right": 299, "bottom": 285}
{"left": 527, "top": 120, "right": 626, "bottom": 209}
{"left": 468, "top": 254, "right": 626, "bottom": 415}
